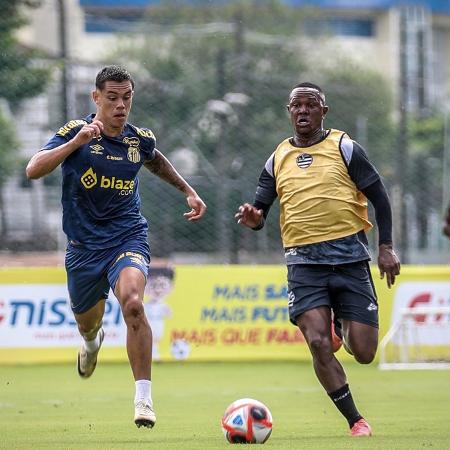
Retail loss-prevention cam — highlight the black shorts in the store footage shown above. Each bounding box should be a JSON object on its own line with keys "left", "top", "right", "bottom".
{"left": 287, "top": 261, "right": 378, "bottom": 328}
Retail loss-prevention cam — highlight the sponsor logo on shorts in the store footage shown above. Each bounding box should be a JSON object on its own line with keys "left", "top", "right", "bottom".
{"left": 285, "top": 248, "right": 297, "bottom": 257}
{"left": 115, "top": 251, "right": 147, "bottom": 267}
{"left": 288, "top": 291, "right": 295, "bottom": 307}
{"left": 367, "top": 302, "right": 378, "bottom": 311}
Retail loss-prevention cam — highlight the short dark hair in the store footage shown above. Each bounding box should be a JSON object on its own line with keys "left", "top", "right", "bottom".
{"left": 95, "top": 65, "right": 135, "bottom": 90}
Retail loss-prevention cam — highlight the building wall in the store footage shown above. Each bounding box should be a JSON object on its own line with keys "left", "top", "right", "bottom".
{"left": 15, "top": 1, "right": 450, "bottom": 108}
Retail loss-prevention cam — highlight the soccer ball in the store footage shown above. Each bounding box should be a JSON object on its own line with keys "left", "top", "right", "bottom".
{"left": 170, "top": 338, "right": 191, "bottom": 360}
{"left": 221, "top": 398, "right": 273, "bottom": 444}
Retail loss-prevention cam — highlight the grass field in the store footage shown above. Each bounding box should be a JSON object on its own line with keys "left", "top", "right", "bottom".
{"left": 1, "top": 361, "right": 449, "bottom": 449}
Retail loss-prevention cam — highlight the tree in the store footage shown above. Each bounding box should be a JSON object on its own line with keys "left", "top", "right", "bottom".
{"left": 0, "top": 111, "right": 20, "bottom": 241}
{"left": 409, "top": 113, "right": 445, "bottom": 248}
{"left": 0, "top": 0, "right": 49, "bottom": 105}
{"left": 108, "top": 0, "right": 395, "bottom": 259}
{"left": 0, "top": 0, "right": 50, "bottom": 240}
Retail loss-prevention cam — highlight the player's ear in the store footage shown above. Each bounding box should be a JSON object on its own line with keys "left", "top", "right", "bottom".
{"left": 322, "top": 105, "right": 329, "bottom": 116}
{"left": 92, "top": 89, "right": 99, "bottom": 105}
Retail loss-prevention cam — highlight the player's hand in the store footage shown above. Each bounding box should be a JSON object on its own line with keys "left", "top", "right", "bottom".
{"left": 72, "top": 120, "right": 104, "bottom": 146}
{"left": 184, "top": 193, "right": 207, "bottom": 221}
{"left": 235, "top": 203, "right": 264, "bottom": 229}
{"left": 378, "top": 244, "right": 401, "bottom": 288}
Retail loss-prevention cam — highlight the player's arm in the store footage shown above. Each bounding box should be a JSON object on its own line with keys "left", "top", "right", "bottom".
{"left": 144, "top": 149, "right": 206, "bottom": 221}
{"left": 346, "top": 139, "right": 401, "bottom": 288}
{"left": 236, "top": 153, "right": 277, "bottom": 230}
{"left": 26, "top": 120, "right": 103, "bottom": 179}
{"left": 443, "top": 201, "right": 450, "bottom": 237}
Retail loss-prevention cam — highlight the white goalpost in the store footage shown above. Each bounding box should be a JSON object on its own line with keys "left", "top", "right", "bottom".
{"left": 379, "top": 306, "right": 450, "bottom": 370}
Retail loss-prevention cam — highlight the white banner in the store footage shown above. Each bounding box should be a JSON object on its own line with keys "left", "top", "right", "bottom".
{"left": 391, "top": 282, "right": 450, "bottom": 345}
{"left": 0, "top": 285, "right": 126, "bottom": 348}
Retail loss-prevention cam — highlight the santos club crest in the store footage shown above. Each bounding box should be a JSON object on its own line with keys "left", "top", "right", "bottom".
{"left": 123, "top": 137, "right": 141, "bottom": 163}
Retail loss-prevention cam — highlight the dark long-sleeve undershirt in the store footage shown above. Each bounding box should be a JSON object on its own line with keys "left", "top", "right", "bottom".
{"left": 360, "top": 179, "right": 393, "bottom": 246}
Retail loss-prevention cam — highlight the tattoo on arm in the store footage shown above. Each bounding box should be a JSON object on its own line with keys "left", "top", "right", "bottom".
{"left": 144, "top": 149, "right": 188, "bottom": 192}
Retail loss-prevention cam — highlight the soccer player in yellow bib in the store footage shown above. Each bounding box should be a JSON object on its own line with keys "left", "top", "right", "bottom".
{"left": 235, "top": 82, "right": 400, "bottom": 437}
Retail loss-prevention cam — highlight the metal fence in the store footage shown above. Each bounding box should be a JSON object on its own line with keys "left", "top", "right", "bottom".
{"left": 1, "top": 1, "right": 449, "bottom": 265}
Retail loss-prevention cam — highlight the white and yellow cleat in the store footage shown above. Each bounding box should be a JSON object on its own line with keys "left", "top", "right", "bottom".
{"left": 77, "top": 328, "right": 105, "bottom": 378}
{"left": 134, "top": 401, "right": 156, "bottom": 428}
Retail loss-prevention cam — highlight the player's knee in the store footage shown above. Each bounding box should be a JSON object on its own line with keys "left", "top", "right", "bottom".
{"left": 353, "top": 347, "right": 376, "bottom": 364}
{"left": 308, "top": 334, "right": 331, "bottom": 356}
{"left": 121, "top": 293, "right": 145, "bottom": 320}
{"left": 77, "top": 320, "right": 102, "bottom": 339}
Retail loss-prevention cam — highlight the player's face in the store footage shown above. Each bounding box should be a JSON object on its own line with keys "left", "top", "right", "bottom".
{"left": 287, "top": 88, "right": 328, "bottom": 136}
{"left": 93, "top": 80, "right": 134, "bottom": 130}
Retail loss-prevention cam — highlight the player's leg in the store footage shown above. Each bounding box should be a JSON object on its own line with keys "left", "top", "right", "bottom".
{"left": 114, "top": 266, "right": 152, "bottom": 381}
{"left": 115, "top": 266, "right": 155, "bottom": 428}
{"left": 296, "top": 307, "right": 347, "bottom": 391}
{"left": 295, "top": 307, "right": 368, "bottom": 434}
{"left": 108, "top": 245, "right": 155, "bottom": 428}
{"left": 288, "top": 264, "right": 370, "bottom": 435}
{"left": 327, "top": 261, "right": 377, "bottom": 436}
{"left": 66, "top": 243, "right": 110, "bottom": 379}
{"left": 342, "top": 320, "right": 378, "bottom": 364}
{"left": 334, "top": 261, "right": 379, "bottom": 364}
{"left": 74, "top": 299, "right": 106, "bottom": 378}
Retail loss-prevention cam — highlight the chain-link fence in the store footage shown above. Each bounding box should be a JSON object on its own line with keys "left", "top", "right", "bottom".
{"left": 1, "top": 1, "right": 449, "bottom": 264}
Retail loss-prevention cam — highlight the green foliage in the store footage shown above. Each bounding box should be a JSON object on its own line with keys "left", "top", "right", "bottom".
{"left": 0, "top": 0, "right": 49, "bottom": 105}
{"left": 407, "top": 112, "right": 446, "bottom": 247}
{"left": 0, "top": 112, "right": 20, "bottom": 186}
{"left": 109, "top": 1, "right": 395, "bottom": 256}
{"left": 320, "top": 64, "right": 396, "bottom": 179}
{"left": 409, "top": 112, "right": 445, "bottom": 157}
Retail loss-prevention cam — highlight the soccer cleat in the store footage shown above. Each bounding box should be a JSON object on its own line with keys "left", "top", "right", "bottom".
{"left": 134, "top": 400, "right": 156, "bottom": 428}
{"left": 350, "top": 418, "right": 372, "bottom": 437}
{"left": 77, "top": 328, "right": 105, "bottom": 378}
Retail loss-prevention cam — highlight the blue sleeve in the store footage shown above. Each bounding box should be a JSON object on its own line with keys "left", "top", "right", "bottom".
{"left": 139, "top": 129, "right": 156, "bottom": 161}
{"left": 42, "top": 119, "right": 87, "bottom": 150}
{"left": 130, "top": 125, "right": 156, "bottom": 161}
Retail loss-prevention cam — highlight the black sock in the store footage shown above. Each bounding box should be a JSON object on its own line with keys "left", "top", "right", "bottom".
{"left": 328, "top": 383, "right": 362, "bottom": 428}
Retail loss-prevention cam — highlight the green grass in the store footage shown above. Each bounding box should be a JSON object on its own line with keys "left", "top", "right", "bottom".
{"left": 1, "top": 361, "right": 449, "bottom": 449}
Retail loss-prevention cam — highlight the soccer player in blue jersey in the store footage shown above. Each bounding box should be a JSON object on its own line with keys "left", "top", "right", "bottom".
{"left": 235, "top": 82, "right": 400, "bottom": 437}
{"left": 26, "top": 65, "right": 206, "bottom": 429}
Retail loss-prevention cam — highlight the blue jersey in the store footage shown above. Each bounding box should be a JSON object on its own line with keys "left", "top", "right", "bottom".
{"left": 42, "top": 114, "right": 156, "bottom": 249}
